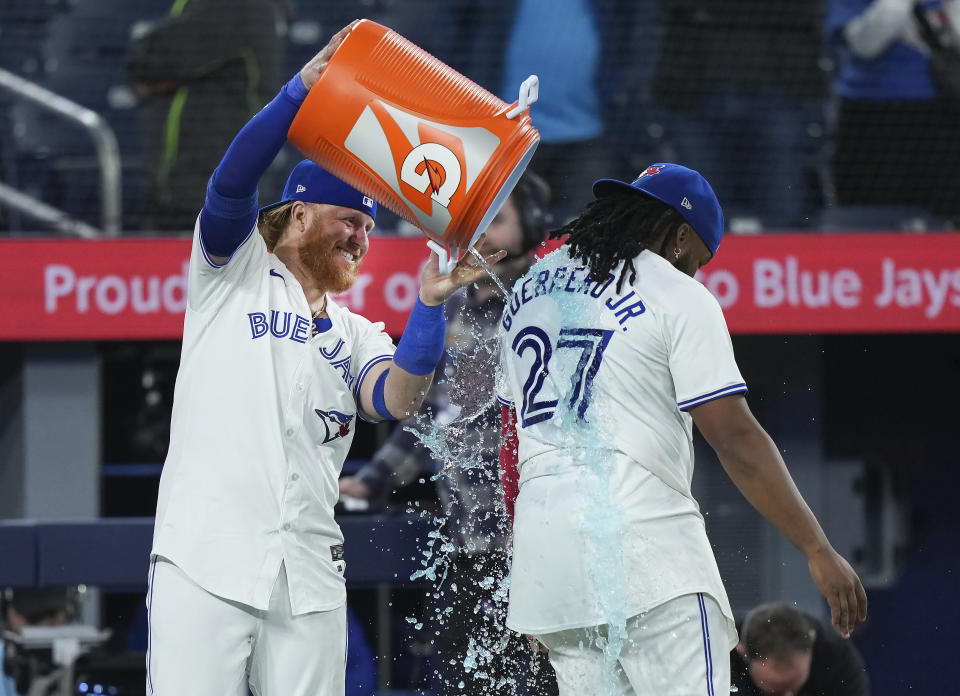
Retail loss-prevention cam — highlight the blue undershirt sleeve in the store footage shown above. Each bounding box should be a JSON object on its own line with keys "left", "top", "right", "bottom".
{"left": 392, "top": 298, "right": 446, "bottom": 376}
{"left": 199, "top": 73, "right": 311, "bottom": 259}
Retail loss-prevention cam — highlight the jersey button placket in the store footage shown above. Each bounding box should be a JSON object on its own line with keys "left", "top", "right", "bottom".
{"left": 286, "top": 359, "right": 308, "bottom": 439}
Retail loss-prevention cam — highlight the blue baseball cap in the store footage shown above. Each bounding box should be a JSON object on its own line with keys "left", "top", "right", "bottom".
{"left": 593, "top": 163, "right": 724, "bottom": 256}
{"left": 260, "top": 160, "right": 377, "bottom": 220}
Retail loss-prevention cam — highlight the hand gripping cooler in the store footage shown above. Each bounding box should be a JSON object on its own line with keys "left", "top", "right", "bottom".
{"left": 287, "top": 19, "right": 541, "bottom": 272}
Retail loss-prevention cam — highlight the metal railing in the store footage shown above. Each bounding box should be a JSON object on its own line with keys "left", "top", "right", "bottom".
{"left": 0, "top": 67, "right": 121, "bottom": 236}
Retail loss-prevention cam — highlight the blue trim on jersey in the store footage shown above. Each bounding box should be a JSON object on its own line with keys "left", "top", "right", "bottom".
{"left": 199, "top": 175, "right": 259, "bottom": 258}
{"left": 697, "top": 593, "right": 715, "bottom": 696}
{"left": 677, "top": 383, "right": 747, "bottom": 411}
{"left": 147, "top": 558, "right": 158, "bottom": 693}
{"left": 354, "top": 355, "right": 395, "bottom": 423}
{"left": 354, "top": 354, "right": 393, "bottom": 398}
{"left": 198, "top": 220, "right": 257, "bottom": 268}
{"left": 496, "top": 395, "right": 515, "bottom": 408}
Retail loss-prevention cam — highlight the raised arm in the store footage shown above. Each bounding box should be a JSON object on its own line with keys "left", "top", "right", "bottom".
{"left": 691, "top": 394, "right": 868, "bottom": 638}
{"left": 357, "top": 242, "right": 506, "bottom": 422}
{"left": 200, "top": 22, "right": 356, "bottom": 265}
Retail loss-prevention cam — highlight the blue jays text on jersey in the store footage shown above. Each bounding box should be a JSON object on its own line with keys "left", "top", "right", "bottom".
{"left": 247, "top": 310, "right": 357, "bottom": 391}
{"left": 500, "top": 264, "right": 647, "bottom": 333}
{"left": 248, "top": 310, "right": 313, "bottom": 343}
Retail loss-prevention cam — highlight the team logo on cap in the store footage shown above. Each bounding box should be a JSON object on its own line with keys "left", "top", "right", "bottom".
{"left": 681, "top": 197, "right": 692, "bottom": 210}
{"left": 636, "top": 165, "right": 663, "bottom": 180}
{"left": 362, "top": 196, "right": 374, "bottom": 208}
{"left": 296, "top": 184, "right": 307, "bottom": 193}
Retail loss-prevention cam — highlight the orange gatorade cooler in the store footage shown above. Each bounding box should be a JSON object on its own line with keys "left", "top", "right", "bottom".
{"left": 287, "top": 19, "right": 540, "bottom": 272}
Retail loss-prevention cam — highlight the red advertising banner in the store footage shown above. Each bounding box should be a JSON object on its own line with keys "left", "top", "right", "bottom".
{"left": 1, "top": 234, "right": 958, "bottom": 340}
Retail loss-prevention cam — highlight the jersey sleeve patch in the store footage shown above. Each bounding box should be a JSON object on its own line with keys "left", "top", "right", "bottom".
{"left": 677, "top": 382, "right": 748, "bottom": 411}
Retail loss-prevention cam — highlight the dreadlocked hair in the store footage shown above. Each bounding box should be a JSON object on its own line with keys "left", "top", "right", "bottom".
{"left": 549, "top": 191, "right": 687, "bottom": 293}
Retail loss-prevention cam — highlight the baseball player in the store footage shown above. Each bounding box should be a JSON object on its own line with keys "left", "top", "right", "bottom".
{"left": 147, "top": 22, "right": 504, "bottom": 695}
{"left": 496, "top": 164, "right": 868, "bottom": 695}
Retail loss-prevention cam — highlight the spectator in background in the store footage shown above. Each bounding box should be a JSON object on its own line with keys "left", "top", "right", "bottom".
{"left": 652, "top": 0, "right": 826, "bottom": 229}
{"left": 731, "top": 603, "right": 869, "bottom": 696}
{"left": 1, "top": 588, "right": 72, "bottom": 696}
{"left": 826, "top": 0, "right": 960, "bottom": 227}
{"left": 128, "top": 0, "right": 285, "bottom": 231}
{"left": 338, "top": 172, "right": 558, "bottom": 696}
{"left": 499, "top": 0, "right": 639, "bottom": 224}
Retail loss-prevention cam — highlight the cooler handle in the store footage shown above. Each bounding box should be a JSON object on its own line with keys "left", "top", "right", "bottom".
{"left": 506, "top": 75, "right": 539, "bottom": 119}
{"left": 427, "top": 240, "right": 459, "bottom": 275}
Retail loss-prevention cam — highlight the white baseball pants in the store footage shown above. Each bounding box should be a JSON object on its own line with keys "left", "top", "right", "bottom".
{"left": 146, "top": 556, "right": 347, "bottom": 695}
{"left": 537, "top": 593, "right": 730, "bottom": 696}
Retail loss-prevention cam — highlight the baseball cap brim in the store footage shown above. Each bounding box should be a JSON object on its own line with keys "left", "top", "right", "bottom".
{"left": 258, "top": 200, "right": 287, "bottom": 215}
{"left": 592, "top": 178, "right": 647, "bottom": 200}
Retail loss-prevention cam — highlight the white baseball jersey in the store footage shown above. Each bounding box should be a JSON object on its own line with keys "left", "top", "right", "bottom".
{"left": 152, "top": 220, "right": 394, "bottom": 614}
{"left": 496, "top": 247, "right": 745, "bottom": 642}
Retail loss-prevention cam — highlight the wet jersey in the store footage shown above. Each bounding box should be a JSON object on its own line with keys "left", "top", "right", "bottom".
{"left": 496, "top": 247, "right": 745, "bottom": 638}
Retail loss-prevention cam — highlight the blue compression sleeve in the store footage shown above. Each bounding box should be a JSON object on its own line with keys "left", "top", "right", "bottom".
{"left": 392, "top": 298, "right": 446, "bottom": 376}
{"left": 371, "top": 369, "right": 394, "bottom": 420}
{"left": 199, "top": 73, "right": 310, "bottom": 258}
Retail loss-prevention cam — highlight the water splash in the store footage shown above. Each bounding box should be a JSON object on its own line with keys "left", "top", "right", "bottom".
{"left": 400, "top": 298, "right": 525, "bottom": 694}
{"left": 502, "top": 250, "right": 630, "bottom": 694}
{"left": 469, "top": 246, "right": 511, "bottom": 299}
{"left": 402, "top": 247, "right": 631, "bottom": 695}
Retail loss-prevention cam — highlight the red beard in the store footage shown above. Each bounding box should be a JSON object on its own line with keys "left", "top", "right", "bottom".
{"left": 298, "top": 246, "right": 361, "bottom": 293}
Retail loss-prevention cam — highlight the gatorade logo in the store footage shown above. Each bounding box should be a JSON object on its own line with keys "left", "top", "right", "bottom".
{"left": 343, "top": 100, "right": 500, "bottom": 233}
{"left": 400, "top": 143, "right": 461, "bottom": 208}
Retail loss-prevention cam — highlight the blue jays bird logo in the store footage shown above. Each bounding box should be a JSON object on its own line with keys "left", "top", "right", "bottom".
{"left": 637, "top": 165, "right": 663, "bottom": 179}
{"left": 314, "top": 408, "right": 354, "bottom": 444}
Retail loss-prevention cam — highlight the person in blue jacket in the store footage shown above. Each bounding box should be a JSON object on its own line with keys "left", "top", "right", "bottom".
{"left": 826, "top": 0, "right": 960, "bottom": 224}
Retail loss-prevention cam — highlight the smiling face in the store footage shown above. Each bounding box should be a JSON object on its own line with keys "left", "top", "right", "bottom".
{"left": 281, "top": 202, "right": 374, "bottom": 293}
